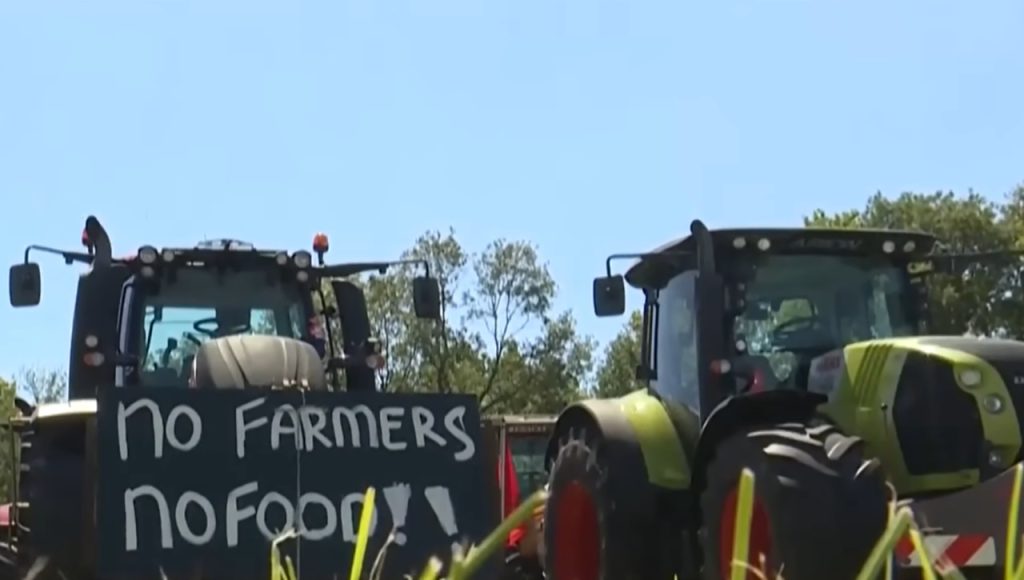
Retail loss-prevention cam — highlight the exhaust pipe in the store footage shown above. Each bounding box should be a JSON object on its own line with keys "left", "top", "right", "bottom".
{"left": 690, "top": 219, "right": 716, "bottom": 275}
{"left": 84, "top": 216, "right": 112, "bottom": 269}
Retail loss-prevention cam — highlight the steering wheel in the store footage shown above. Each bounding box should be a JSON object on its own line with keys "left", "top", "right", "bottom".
{"left": 771, "top": 315, "right": 820, "bottom": 340}
{"left": 193, "top": 317, "right": 252, "bottom": 338}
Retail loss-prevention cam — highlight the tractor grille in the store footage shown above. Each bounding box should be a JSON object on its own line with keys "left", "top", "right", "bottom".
{"left": 892, "top": 351, "right": 984, "bottom": 475}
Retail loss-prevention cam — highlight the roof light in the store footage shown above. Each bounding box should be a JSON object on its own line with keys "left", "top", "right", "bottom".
{"left": 293, "top": 251, "right": 312, "bottom": 269}
{"left": 903, "top": 240, "right": 916, "bottom": 253}
{"left": 161, "top": 249, "right": 176, "bottom": 263}
{"left": 141, "top": 266, "right": 156, "bottom": 278}
{"left": 757, "top": 238, "right": 771, "bottom": 251}
{"left": 732, "top": 237, "right": 747, "bottom": 249}
{"left": 296, "top": 270, "right": 310, "bottom": 283}
{"left": 313, "top": 233, "right": 330, "bottom": 254}
{"left": 275, "top": 252, "right": 289, "bottom": 266}
{"left": 84, "top": 335, "right": 99, "bottom": 348}
{"left": 882, "top": 240, "right": 896, "bottom": 254}
{"left": 139, "top": 246, "right": 158, "bottom": 264}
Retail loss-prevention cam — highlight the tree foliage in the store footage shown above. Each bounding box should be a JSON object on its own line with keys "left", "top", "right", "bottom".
{"left": 594, "top": 311, "right": 643, "bottom": 398}
{"left": 320, "top": 229, "right": 595, "bottom": 414}
{"left": 806, "top": 186, "right": 1024, "bottom": 336}
{"left": 0, "top": 377, "right": 15, "bottom": 502}
{"left": 12, "top": 367, "right": 69, "bottom": 405}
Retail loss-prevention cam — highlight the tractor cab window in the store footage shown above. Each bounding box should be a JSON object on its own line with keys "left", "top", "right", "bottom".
{"left": 508, "top": 434, "right": 549, "bottom": 496}
{"left": 653, "top": 271, "right": 700, "bottom": 412}
{"left": 133, "top": 269, "right": 310, "bottom": 387}
{"left": 731, "top": 254, "right": 915, "bottom": 391}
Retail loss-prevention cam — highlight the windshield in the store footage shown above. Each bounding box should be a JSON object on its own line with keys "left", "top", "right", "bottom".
{"left": 732, "top": 254, "right": 915, "bottom": 387}
{"left": 136, "top": 269, "right": 311, "bottom": 387}
{"left": 508, "top": 434, "right": 549, "bottom": 497}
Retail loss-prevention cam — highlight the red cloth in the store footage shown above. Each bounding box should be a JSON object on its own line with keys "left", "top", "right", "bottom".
{"left": 501, "top": 440, "right": 526, "bottom": 548}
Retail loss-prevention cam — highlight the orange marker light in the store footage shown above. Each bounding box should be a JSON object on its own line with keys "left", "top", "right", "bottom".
{"left": 313, "top": 233, "right": 329, "bottom": 254}
{"left": 81, "top": 229, "right": 90, "bottom": 247}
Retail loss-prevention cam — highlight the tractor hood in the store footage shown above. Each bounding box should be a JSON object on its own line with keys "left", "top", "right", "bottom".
{"left": 33, "top": 399, "right": 98, "bottom": 420}
{"left": 808, "top": 335, "right": 1024, "bottom": 495}
{"left": 808, "top": 336, "right": 1024, "bottom": 398}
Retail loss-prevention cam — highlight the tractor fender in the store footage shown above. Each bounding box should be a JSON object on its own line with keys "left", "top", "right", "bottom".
{"left": 546, "top": 389, "right": 691, "bottom": 514}
{"left": 691, "top": 389, "right": 827, "bottom": 499}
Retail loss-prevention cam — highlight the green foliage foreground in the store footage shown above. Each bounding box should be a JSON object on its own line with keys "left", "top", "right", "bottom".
{"left": 270, "top": 487, "right": 548, "bottom": 580}
{"left": 268, "top": 464, "right": 1024, "bottom": 580}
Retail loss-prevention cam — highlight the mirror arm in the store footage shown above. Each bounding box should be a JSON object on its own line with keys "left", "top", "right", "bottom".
{"left": 316, "top": 258, "right": 433, "bottom": 279}
{"left": 604, "top": 251, "right": 695, "bottom": 280}
{"left": 23, "top": 245, "right": 95, "bottom": 266}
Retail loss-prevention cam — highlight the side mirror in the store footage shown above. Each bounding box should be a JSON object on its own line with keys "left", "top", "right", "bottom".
{"left": 593, "top": 275, "right": 625, "bottom": 317}
{"left": 9, "top": 263, "right": 41, "bottom": 307}
{"left": 412, "top": 276, "right": 442, "bottom": 320}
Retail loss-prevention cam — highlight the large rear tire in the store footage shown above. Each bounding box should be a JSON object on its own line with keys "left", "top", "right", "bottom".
{"left": 699, "top": 420, "right": 888, "bottom": 580}
{"left": 543, "top": 427, "right": 678, "bottom": 580}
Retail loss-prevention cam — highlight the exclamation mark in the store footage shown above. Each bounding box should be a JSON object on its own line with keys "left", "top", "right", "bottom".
{"left": 424, "top": 486, "right": 459, "bottom": 539}
{"left": 382, "top": 483, "right": 412, "bottom": 545}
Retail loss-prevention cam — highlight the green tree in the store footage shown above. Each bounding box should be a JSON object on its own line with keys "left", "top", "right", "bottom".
{"left": 806, "top": 189, "right": 1018, "bottom": 336}
{"left": 594, "top": 310, "right": 644, "bottom": 398}
{"left": 315, "top": 228, "right": 595, "bottom": 413}
{"left": 13, "top": 367, "right": 68, "bottom": 405}
{"left": 0, "top": 377, "right": 16, "bottom": 502}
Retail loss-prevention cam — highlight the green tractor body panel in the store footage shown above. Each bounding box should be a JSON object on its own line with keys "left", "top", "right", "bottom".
{"left": 615, "top": 389, "right": 695, "bottom": 490}
{"left": 814, "top": 336, "right": 1022, "bottom": 495}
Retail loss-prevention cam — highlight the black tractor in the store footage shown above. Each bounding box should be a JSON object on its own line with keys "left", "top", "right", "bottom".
{"left": 1, "top": 216, "right": 441, "bottom": 579}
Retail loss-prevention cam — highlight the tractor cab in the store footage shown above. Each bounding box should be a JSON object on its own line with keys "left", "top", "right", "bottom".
{"left": 593, "top": 222, "right": 938, "bottom": 417}
{"left": 9, "top": 216, "right": 443, "bottom": 401}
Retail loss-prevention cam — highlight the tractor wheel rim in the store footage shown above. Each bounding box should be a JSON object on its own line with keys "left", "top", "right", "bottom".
{"left": 719, "top": 485, "right": 772, "bottom": 580}
{"left": 553, "top": 482, "right": 600, "bottom": 580}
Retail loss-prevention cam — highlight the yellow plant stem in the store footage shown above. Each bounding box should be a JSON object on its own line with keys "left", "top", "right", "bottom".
{"left": 907, "top": 526, "right": 937, "bottom": 580}
{"left": 416, "top": 557, "right": 443, "bottom": 580}
{"left": 856, "top": 507, "right": 913, "bottom": 580}
{"left": 884, "top": 494, "right": 895, "bottom": 580}
{"left": 1008, "top": 464, "right": 1024, "bottom": 580}
{"left": 730, "top": 468, "right": 756, "bottom": 580}
{"left": 349, "top": 487, "right": 378, "bottom": 580}
{"left": 450, "top": 489, "right": 549, "bottom": 580}
{"left": 269, "top": 529, "right": 298, "bottom": 580}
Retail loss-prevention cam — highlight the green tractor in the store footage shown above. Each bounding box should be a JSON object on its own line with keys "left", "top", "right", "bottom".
{"left": 543, "top": 220, "right": 1024, "bottom": 580}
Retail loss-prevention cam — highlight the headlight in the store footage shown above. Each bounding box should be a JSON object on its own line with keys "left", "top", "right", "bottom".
{"left": 958, "top": 368, "right": 982, "bottom": 388}
{"left": 138, "top": 245, "right": 158, "bottom": 264}
{"left": 293, "top": 251, "right": 312, "bottom": 269}
{"left": 983, "top": 394, "right": 1005, "bottom": 414}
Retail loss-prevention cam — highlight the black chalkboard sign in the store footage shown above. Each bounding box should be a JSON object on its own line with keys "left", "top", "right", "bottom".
{"left": 95, "top": 387, "right": 496, "bottom": 579}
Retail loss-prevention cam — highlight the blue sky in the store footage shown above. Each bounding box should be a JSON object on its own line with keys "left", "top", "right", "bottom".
{"left": 1, "top": 0, "right": 1022, "bottom": 380}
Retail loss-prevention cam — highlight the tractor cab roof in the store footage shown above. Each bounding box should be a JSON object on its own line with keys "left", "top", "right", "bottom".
{"left": 625, "top": 226, "right": 939, "bottom": 290}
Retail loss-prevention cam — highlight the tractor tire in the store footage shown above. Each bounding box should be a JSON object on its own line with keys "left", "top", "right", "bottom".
{"left": 699, "top": 419, "right": 888, "bottom": 580}
{"left": 543, "top": 427, "right": 678, "bottom": 580}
